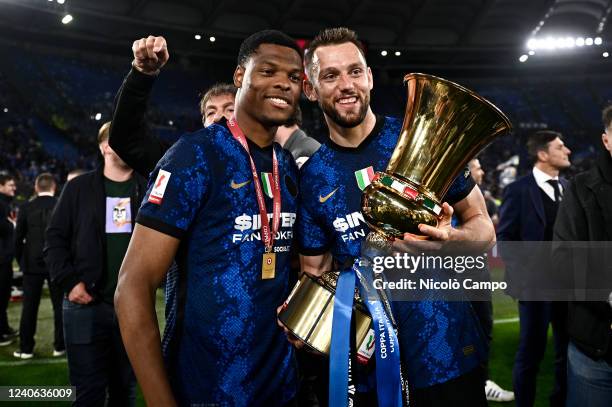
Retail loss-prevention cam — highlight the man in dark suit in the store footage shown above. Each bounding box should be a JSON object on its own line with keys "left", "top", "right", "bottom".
{"left": 498, "top": 130, "right": 572, "bottom": 406}
{"left": 13, "top": 173, "right": 64, "bottom": 359}
{"left": 0, "top": 173, "right": 17, "bottom": 346}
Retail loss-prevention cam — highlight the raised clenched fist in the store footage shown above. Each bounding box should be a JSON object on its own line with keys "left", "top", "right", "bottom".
{"left": 132, "top": 35, "right": 169, "bottom": 76}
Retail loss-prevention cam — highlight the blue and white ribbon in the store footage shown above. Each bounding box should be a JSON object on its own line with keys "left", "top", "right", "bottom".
{"left": 329, "top": 260, "right": 405, "bottom": 407}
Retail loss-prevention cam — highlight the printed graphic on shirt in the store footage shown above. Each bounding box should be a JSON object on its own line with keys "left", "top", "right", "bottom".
{"left": 105, "top": 197, "right": 132, "bottom": 233}
{"left": 232, "top": 211, "right": 295, "bottom": 251}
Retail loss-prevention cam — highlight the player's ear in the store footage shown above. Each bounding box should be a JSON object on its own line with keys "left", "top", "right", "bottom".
{"left": 233, "top": 65, "right": 244, "bottom": 88}
{"left": 303, "top": 78, "right": 318, "bottom": 102}
{"left": 367, "top": 67, "right": 374, "bottom": 91}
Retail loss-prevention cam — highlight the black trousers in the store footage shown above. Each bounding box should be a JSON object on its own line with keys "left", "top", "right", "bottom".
{"left": 471, "top": 300, "right": 493, "bottom": 383}
{"left": 0, "top": 261, "right": 13, "bottom": 334}
{"left": 18, "top": 273, "right": 64, "bottom": 353}
{"left": 63, "top": 299, "right": 136, "bottom": 407}
{"left": 412, "top": 366, "right": 487, "bottom": 407}
{"left": 513, "top": 301, "right": 568, "bottom": 407}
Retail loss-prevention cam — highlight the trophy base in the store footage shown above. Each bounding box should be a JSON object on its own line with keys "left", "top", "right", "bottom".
{"left": 278, "top": 273, "right": 373, "bottom": 357}
{"left": 361, "top": 172, "right": 442, "bottom": 239}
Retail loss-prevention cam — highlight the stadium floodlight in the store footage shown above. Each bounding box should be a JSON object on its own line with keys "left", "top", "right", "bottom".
{"left": 526, "top": 35, "right": 604, "bottom": 51}
{"left": 57, "top": 0, "right": 66, "bottom": 4}
{"left": 544, "top": 37, "right": 555, "bottom": 50}
{"left": 194, "top": 34, "right": 201, "bottom": 40}
{"left": 519, "top": 54, "right": 528, "bottom": 62}
{"left": 381, "top": 50, "right": 388, "bottom": 56}
{"left": 95, "top": 113, "right": 102, "bottom": 121}
{"left": 209, "top": 36, "right": 216, "bottom": 42}
{"left": 395, "top": 51, "right": 401, "bottom": 56}
{"left": 528, "top": 50, "right": 535, "bottom": 55}
{"left": 3, "top": 108, "right": 7, "bottom": 113}
{"left": 604, "top": 52, "right": 609, "bottom": 58}
{"left": 61, "top": 14, "right": 73, "bottom": 24}
{"left": 527, "top": 38, "right": 537, "bottom": 50}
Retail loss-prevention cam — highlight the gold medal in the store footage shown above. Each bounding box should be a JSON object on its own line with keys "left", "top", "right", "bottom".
{"left": 262, "top": 252, "right": 276, "bottom": 280}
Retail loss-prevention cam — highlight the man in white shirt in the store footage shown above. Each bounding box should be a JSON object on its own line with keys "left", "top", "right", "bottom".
{"left": 497, "top": 130, "right": 571, "bottom": 407}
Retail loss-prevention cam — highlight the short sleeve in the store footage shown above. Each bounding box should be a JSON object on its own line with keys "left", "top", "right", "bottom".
{"left": 443, "top": 166, "right": 476, "bottom": 206}
{"left": 136, "top": 134, "right": 210, "bottom": 239}
{"left": 296, "top": 174, "right": 331, "bottom": 256}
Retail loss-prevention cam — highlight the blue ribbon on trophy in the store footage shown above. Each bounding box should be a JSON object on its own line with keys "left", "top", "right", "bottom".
{"left": 329, "top": 257, "right": 406, "bottom": 407}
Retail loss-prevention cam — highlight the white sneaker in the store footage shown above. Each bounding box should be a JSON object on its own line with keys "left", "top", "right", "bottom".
{"left": 13, "top": 351, "right": 34, "bottom": 360}
{"left": 52, "top": 349, "right": 66, "bottom": 357}
{"left": 485, "top": 379, "right": 515, "bottom": 402}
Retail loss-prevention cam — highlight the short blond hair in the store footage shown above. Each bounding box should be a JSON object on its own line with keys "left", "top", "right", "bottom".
{"left": 97, "top": 122, "right": 111, "bottom": 144}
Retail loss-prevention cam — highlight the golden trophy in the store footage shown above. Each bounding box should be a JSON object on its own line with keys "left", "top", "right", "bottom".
{"left": 362, "top": 73, "right": 512, "bottom": 238}
{"left": 278, "top": 73, "right": 512, "bottom": 355}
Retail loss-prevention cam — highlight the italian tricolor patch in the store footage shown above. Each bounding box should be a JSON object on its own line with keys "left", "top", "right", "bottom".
{"left": 354, "top": 166, "right": 375, "bottom": 191}
{"left": 261, "top": 172, "right": 273, "bottom": 198}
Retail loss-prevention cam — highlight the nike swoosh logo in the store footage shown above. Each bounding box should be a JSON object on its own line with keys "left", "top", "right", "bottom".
{"left": 319, "top": 187, "right": 339, "bottom": 203}
{"left": 230, "top": 179, "right": 251, "bottom": 189}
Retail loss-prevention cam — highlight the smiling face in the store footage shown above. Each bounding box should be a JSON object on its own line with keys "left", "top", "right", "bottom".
{"left": 233, "top": 43, "right": 303, "bottom": 127}
{"left": 305, "top": 42, "right": 373, "bottom": 128}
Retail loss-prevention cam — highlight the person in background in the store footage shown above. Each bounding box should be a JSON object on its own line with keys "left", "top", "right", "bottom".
{"left": 468, "top": 158, "right": 499, "bottom": 225}
{"left": 109, "top": 63, "right": 237, "bottom": 177}
{"left": 554, "top": 105, "right": 612, "bottom": 406}
{"left": 13, "top": 173, "right": 64, "bottom": 359}
{"left": 275, "top": 105, "right": 320, "bottom": 168}
{"left": 0, "top": 173, "right": 17, "bottom": 346}
{"left": 467, "top": 158, "right": 513, "bottom": 401}
{"left": 45, "top": 122, "right": 146, "bottom": 406}
{"left": 498, "top": 130, "right": 572, "bottom": 407}
{"left": 66, "top": 169, "right": 86, "bottom": 183}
